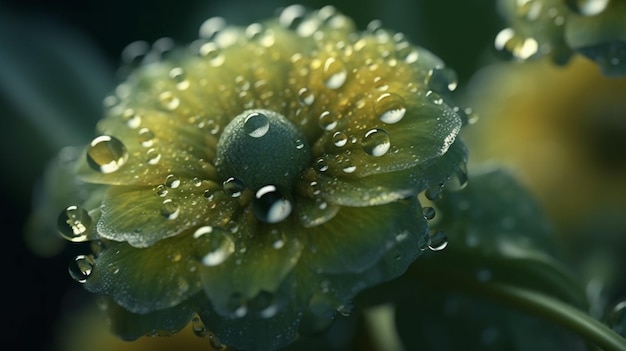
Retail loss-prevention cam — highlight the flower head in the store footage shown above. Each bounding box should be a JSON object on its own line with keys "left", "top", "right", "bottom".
{"left": 496, "top": 0, "right": 626, "bottom": 76}
{"left": 53, "top": 5, "right": 466, "bottom": 350}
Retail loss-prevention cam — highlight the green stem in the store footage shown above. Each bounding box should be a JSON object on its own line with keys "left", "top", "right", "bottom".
{"left": 472, "top": 282, "right": 626, "bottom": 351}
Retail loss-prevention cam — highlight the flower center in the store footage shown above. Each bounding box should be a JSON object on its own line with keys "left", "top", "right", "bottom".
{"left": 215, "top": 109, "right": 310, "bottom": 222}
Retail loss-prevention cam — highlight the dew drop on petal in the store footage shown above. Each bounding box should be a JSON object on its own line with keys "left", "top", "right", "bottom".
{"left": 250, "top": 291, "right": 278, "bottom": 318}
{"left": 422, "top": 206, "right": 436, "bottom": 220}
{"left": 227, "top": 293, "right": 248, "bottom": 318}
{"left": 68, "top": 254, "right": 95, "bottom": 283}
{"left": 361, "top": 128, "right": 391, "bottom": 157}
{"left": 86, "top": 135, "right": 128, "bottom": 173}
{"left": 244, "top": 112, "right": 270, "bottom": 138}
{"left": 159, "top": 91, "right": 180, "bottom": 110}
{"left": 138, "top": 128, "right": 156, "bottom": 147}
{"left": 169, "top": 67, "right": 190, "bottom": 90}
{"left": 198, "top": 42, "right": 225, "bottom": 66}
{"left": 121, "top": 109, "right": 141, "bottom": 129}
{"left": 146, "top": 148, "right": 161, "bottom": 165}
{"left": 319, "top": 111, "right": 338, "bottom": 130}
{"left": 194, "top": 226, "right": 236, "bottom": 267}
{"left": 199, "top": 17, "right": 226, "bottom": 40}
{"left": 565, "top": 0, "right": 609, "bottom": 16}
{"left": 165, "top": 174, "right": 181, "bottom": 188}
{"left": 428, "top": 230, "right": 448, "bottom": 251}
{"left": 323, "top": 57, "right": 348, "bottom": 89}
{"left": 57, "top": 205, "right": 93, "bottom": 242}
{"left": 332, "top": 131, "right": 348, "bottom": 147}
{"left": 316, "top": 158, "right": 329, "bottom": 172}
{"left": 297, "top": 87, "right": 315, "bottom": 106}
{"left": 160, "top": 199, "right": 180, "bottom": 220}
{"left": 223, "top": 177, "right": 246, "bottom": 197}
{"left": 376, "top": 93, "right": 406, "bottom": 124}
{"left": 252, "top": 185, "right": 292, "bottom": 223}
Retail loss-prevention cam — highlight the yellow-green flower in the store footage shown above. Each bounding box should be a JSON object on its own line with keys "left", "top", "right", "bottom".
{"left": 54, "top": 5, "right": 466, "bottom": 350}
{"left": 496, "top": 0, "right": 626, "bottom": 76}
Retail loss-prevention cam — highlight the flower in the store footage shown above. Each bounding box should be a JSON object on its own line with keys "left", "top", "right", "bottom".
{"left": 52, "top": 5, "right": 466, "bottom": 350}
{"left": 495, "top": 0, "right": 626, "bottom": 76}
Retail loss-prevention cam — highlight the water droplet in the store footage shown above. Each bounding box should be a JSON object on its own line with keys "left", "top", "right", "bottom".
{"left": 165, "top": 174, "right": 181, "bottom": 188}
{"left": 146, "top": 148, "right": 161, "bottom": 165}
{"left": 199, "top": 17, "right": 226, "bottom": 40}
{"left": 565, "top": 0, "right": 609, "bottom": 16}
{"left": 223, "top": 177, "right": 246, "bottom": 197}
{"left": 249, "top": 291, "right": 278, "bottom": 318}
{"left": 426, "top": 90, "right": 444, "bottom": 105}
{"left": 155, "top": 184, "right": 168, "bottom": 197}
{"left": 297, "top": 87, "right": 315, "bottom": 106}
{"left": 194, "top": 226, "right": 236, "bottom": 267}
{"left": 159, "top": 91, "right": 180, "bottom": 110}
{"left": 422, "top": 206, "right": 436, "bottom": 220}
{"left": 425, "top": 184, "right": 444, "bottom": 201}
{"left": 426, "top": 67, "right": 458, "bottom": 92}
{"left": 121, "top": 109, "right": 141, "bottom": 129}
{"left": 337, "top": 301, "right": 355, "bottom": 316}
{"left": 68, "top": 254, "right": 95, "bottom": 283}
{"left": 376, "top": 93, "right": 406, "bottom": 124}
{"left": 169, "top": 67, "right": 190, "bottom": 90}
{"left": 332, "top": 132, "right": 348, "bottom": 147}
{"left": 418, "top": 232, "right": 431, "bottom": 251}
{"left": 361, "top": 128, "right": 391, "bottom": 157}
{"left": 323, "top": 57, "right": 347, "bottom": 89}
{"left": 57, "top": 206, "right": 93, "bottom": 242}
{"left": 342, "top": 162, "right": 356, "bottom": 174}
{"left": 278, "top": 4, "right": 307, "bottom": 29}
{"left": 428, "top": 230, "right": 448, "bottom": 251}
{"left": 244, "top": 112, "right": 270, "bottom": 138}
{"left": 316, "top": 158, "right": 329, "bottom": 172}
{"left": 160, "top": 199, "right": 180, "bottom": 220}
{"left": 227, "top": 293, "right": 248, "bottom": 318}
{"left": 295, "top": 139, "right": 305, "bottom": 150}
{"left": 494, "top": 28, "right": 538, "bottom": 60}
{"left": 198, "top": 42, "right": 225, "bottom": 66}
{"left": 318, "top": 111, "right": 338, "bottom": 130}
{"left": 138, "top": 128, "right": 155, "bottom": 147}
{"left": 86, "top": 135, "right": 128, "bottom": 173}
{"left": 252, "top": 185, "right": 292, "bottom": 223}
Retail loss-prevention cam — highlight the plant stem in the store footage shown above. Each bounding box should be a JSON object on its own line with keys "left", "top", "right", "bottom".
{"left": 472, "top": 282, "right": 626, "bottom": 351}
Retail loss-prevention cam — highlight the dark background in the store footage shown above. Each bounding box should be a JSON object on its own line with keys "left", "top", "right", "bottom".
{"left": 0, "top": 1, "right": 501, "bottom": 349}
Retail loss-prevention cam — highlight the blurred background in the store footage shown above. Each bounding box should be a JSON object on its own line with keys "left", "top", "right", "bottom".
{"left": 2, "top": 0, "right": 624, "bottom": 350}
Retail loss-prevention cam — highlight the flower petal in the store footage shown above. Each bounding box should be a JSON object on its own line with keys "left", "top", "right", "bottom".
{"left": 199, "top": 208, "right": 303, "bottom": 317}
{"left": 97, "top": 181, "right": 237, "bottom": 247}
{"left": 84, "top": 234, "right": 203, "bottom": 314}
{"left": 299, "top": 139, "right": 468, "bottom": 207}
{"left": 302, "top": 196, "right": 426, "bottom": 274}
{"left": 102, "top": 297, "right": 195, "bottom": 340}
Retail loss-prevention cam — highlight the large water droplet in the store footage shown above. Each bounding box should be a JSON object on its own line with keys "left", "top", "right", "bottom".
{"left": 86, "top": 135, "right": 128, "bottom": 173}
{"left": 422, "top": 206, "right": 436, "bottom": 220}
{"left": 68, "top": 254, "right": 95, "bottom": 283}
{"left": 252, "top": 185, "right": 292, "bottom": 223}
{"left": 138, "top": 128, "right": 156, "bottom": 147}
{"left": 376, "top": 93, "right": 406, "bottom": 124}
{"left": 194, "top": 226, "right": 236, "bottom": 267}
{"left": 361, "top": 128, "right": 391, "bottom": 157}
{"left": 244, "top": 112, "right": 270, "bottom": 138}
{"left": 57, "top": 206, "right": 93, "bottom": 242}
{"left": 323, "top": 57, "right": 348, "bottom": 89}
